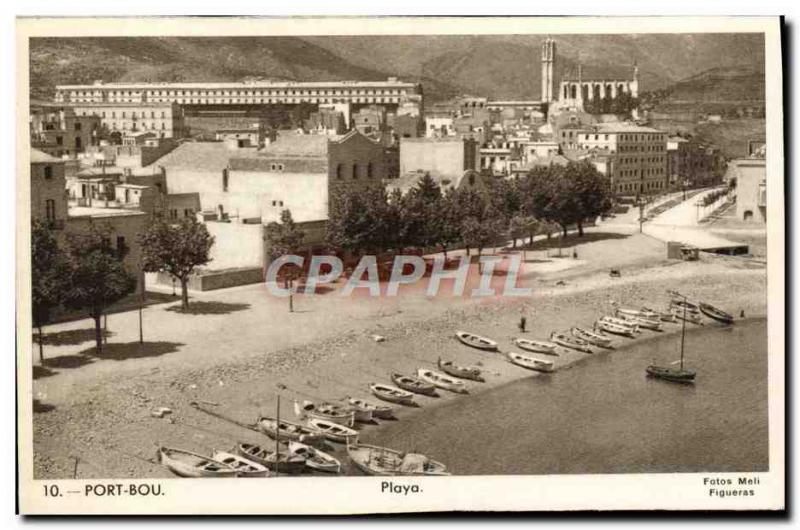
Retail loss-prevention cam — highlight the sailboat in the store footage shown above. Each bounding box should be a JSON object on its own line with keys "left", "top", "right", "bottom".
{"left": 645, "top": 291, "right": 696, "bottom": 384}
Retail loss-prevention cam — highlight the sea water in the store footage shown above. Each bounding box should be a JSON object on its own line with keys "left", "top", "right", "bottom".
{"left": 365, "top": 319, "right": 768, "bottom": 475}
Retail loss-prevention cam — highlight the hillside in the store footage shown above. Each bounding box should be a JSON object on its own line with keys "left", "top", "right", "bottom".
{"left": 29, "top": 33, "right": 765, "bottom": 103}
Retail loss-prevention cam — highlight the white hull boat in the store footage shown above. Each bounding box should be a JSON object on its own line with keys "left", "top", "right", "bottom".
{"left": 507, "top": 351, "right": 555, "bottom": 373}
{"left": 455, "top": 330, "right": 498, "bottom": 351}
{"left": 514, "top": 338, "right": 558, "bottom": 355}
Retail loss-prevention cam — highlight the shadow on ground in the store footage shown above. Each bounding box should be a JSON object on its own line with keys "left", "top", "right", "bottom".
{"left": 517, "top": 232, "right": 630, "bottom": 252}
{"left": 165, "top": 301, "right": 251, "bottom": 315}
{"left": 34, "top": 328, "right": 112, "bottom": 346}
{"left": 80, "top": 341, "right": 184, "bottom": 361}
{"left": 33, "top": 399, "right": 56, "bottom": 414}
{"left": 42, "top": 355, "right": 96, "bottom": 369}
{"left": 33, "top": 365, "right": 57, "bottom": 380}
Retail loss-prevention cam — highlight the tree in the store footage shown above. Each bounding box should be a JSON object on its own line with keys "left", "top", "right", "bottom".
{"left": 509, "top": 214, "right": 540, "bottom": 256}
{"left": 31, "top": 220, "right": 71, "bottom": 363}
{"left": 326, "top": 185, "right": 397, "bottom": 257}
{"left": 569, "top": 160, "right": 614, "bottom": 236}
{"left": 139, "top": 217, "right": 215, "bottom": 310}
{"left": 399, "top": 173, "right": 444, "bottom": 251}
{"left": 62, "top": 226, "right": 137, "bottom": 353}
{"left": 265, "top": 210, "right": 305, "bottom": 312}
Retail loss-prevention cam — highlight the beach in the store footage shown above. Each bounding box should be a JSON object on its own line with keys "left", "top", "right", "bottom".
{"left": 31, "top": 239, "right": 767, "bottom": 478}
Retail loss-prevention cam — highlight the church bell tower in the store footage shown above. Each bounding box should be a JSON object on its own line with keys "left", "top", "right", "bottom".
{"left": 541, "top": 37, "right": 556, "bottom": 102}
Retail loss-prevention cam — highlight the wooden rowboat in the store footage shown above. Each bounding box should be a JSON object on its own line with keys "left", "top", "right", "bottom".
{"left": 641, "top": 306, "right": 678, "bottom": 323}
{"left": 599, "top": 316, "right": 641, "bottom": 333}
{"left": 345, "top": 396, "right": 394, "bottom": 420}
{"left": 594, "top": 319, "right": 637, "bottom": 337}
{"left": 615, "top": 311, "right": 663, "bottom": 331}
{"left": 369, "top": 383, "right": 415, "bottom": 405}
{"left": 550, "top": 332, "right": 593, "bottom": 354}
{"left": 235, "top": 442, "right": 306, "bottom": 474}
{"left": 507, "top": 351, "right": 555, "bottom": 373}
{"left": 570, "top": 327, "right": 612, "bottom": 348}
{"left": 514, "top": 338, "right": 558, "bottom": 355}
{"left": 297, "top": 400, "right": 355, "bottom": 427}
{"left": 307, "top": 418, "right": 359, "bottom": 444}
{"left": 391, "top": 373, "right": 438, "bottom": 396}
{"left": 288, "top": 441, "right": 341, "bottom": 473}
{"left": 256, "top": 416, "right": 326, "bottom": 446}
{"left": 699, "top": 302, "right": 734, "bottom": 325}
{"left": 416, "top": 368, "right": 467, "bottom": 394}
{"left": 455, "top": 330, "right": 498, "bottom": 351}
{"left": 210, "top": 449, "right": 269, "bottom": 478}
{"left": 347, "top": 443, "right": 449, "bottom": 476}
{"left": 157, "top": 446, "right": 237, "bottom": 478}
{"left": 614, "top": 305, "right": 660, "bottom": 320}
{"left": 437, "top": 358, "right": 484, "bottom": 382}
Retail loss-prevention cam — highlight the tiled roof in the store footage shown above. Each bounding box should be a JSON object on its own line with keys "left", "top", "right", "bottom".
{"left": 261, "top": 132, "right": 336, "bottom": 157}
{"left": 150, "top": 142, "right": 249, "bottom": 171}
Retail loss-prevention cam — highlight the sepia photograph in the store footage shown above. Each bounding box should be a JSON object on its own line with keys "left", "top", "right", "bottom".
{"left": 15, "top": 15, "right": 785, "bottom": 514}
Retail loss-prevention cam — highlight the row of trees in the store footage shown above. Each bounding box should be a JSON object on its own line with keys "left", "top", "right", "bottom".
{"left": 32, "top": 217, "right": 215, "bottom": 360}
{"left": 325, "top": 160, "right": 614, "bottom": 259}
{"left": 582, "top": 91, "right": 640, "bottom": 117}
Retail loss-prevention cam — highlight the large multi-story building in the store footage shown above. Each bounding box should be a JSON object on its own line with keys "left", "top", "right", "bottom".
{"left": 70, "top": 102, "right": 186, "bottom": 139}
{"left": 54, "top": 78, "right": 423, "bottom": 111}
{"left": 569, "top": 123, "right": 667, "bottom": 195}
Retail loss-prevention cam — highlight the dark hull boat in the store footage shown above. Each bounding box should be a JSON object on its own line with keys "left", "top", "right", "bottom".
{"left": 646, "top": 365, "right": 696, "bottom": 384}
{"left": 437, "top": 358, "right": 484, "bottom": 382}
{"left": 391, "top": 373, "right": 438, "bottom": 396}
{"left": 699, "top": 302, "right": 734, "bottom": 325}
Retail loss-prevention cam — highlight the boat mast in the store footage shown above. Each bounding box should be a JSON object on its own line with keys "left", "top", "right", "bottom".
{"left": 275, "top": 393, "right": 281, "bottom": 474}
{"left": 676, "top": 291, "right": 687, "bottom": 371}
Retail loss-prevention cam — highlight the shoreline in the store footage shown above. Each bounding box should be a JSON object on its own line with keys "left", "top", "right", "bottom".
{"left": 32, "top": 261, "right": 767, "bottom": 479}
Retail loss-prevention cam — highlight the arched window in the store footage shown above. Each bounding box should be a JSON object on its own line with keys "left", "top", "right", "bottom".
{"left": 367, "top": 162, "right": 374, "bottom": 179}
{"left": 352, "top": 163, "right": 359, "bottom": 180}
{"left": 336, "top": 163, "right": 344, "bottom": 180}
{"left": 743, "top": 210, "right": 753, "bottom": 221}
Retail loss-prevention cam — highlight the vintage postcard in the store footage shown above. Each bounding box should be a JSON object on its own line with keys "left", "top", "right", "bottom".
{"left": 16, "top": 16, "right": 784, "bottom": 514}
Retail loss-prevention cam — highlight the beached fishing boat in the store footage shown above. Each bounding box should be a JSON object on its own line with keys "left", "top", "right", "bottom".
{"left": 296, "top": 400, "right": 355, "bottom": 427}
{"left": 672, "top": 308, "right": 704, "bottom": 325}
{"left": 641, "top": 306, "right": 678, "bottom": 323}
{"left": 550, "top": 332, "right": 594, "bottom": 353}
{"left": 594, "top": 319, "right": 637, "bottom": 337}
{"left": 571, "top": 327, "right": 613, "bottom": 348}
{"left": 614, "top": 305, "right": 661, "bottom": 320}
{"left": 699, "top": 302, "right": 734, "bottom": 325}
{"left": 514, "top": 337, "right": 559, "bottom": 355}
{"left": 307, "top": 418, "right": 359, "bottom": 444}
{"left": 671, "top": 299, "right": 700, "bottom": 313}
{"left": 614, "top": 311, "right": 663, "bottom": 331}
{"left": 345, "top": 396, "right": 394, "bottom": 420}
{"left": 437, "top": 358, "right": 484, "bottom": 382}
{"left": 599, "top": 315, "right": 641, "bottom": 333}
{"left": 157, "top": 447, "right": 238, "bottom": 478}
{"left": 288, "top": 441, "right": 341, "bottom": 473}
{"left": 347, "top": 443, "right": 449, "bottom": 476}
{"left": 369, "top": 383, "right": 415, "bottom": 405}
{"left": 235, "top": 443, "right": 306, "bottom": 474}
{"left": 210, "top": 450, "right": 269, "bottom": 478}
{"left": 416, "top": 368, "right": 467, "bottom": 394}
{"left": 507, "top": 351, "right": 555, "bottom": 373}
{"left": 391, "top": 373, "right": 438, "bottom": 396}
{"left": 455, "top": 330, "right": 498, "bottom": 351}
{"left": 256, "top": 416, "right": 326, "bottom": 445}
